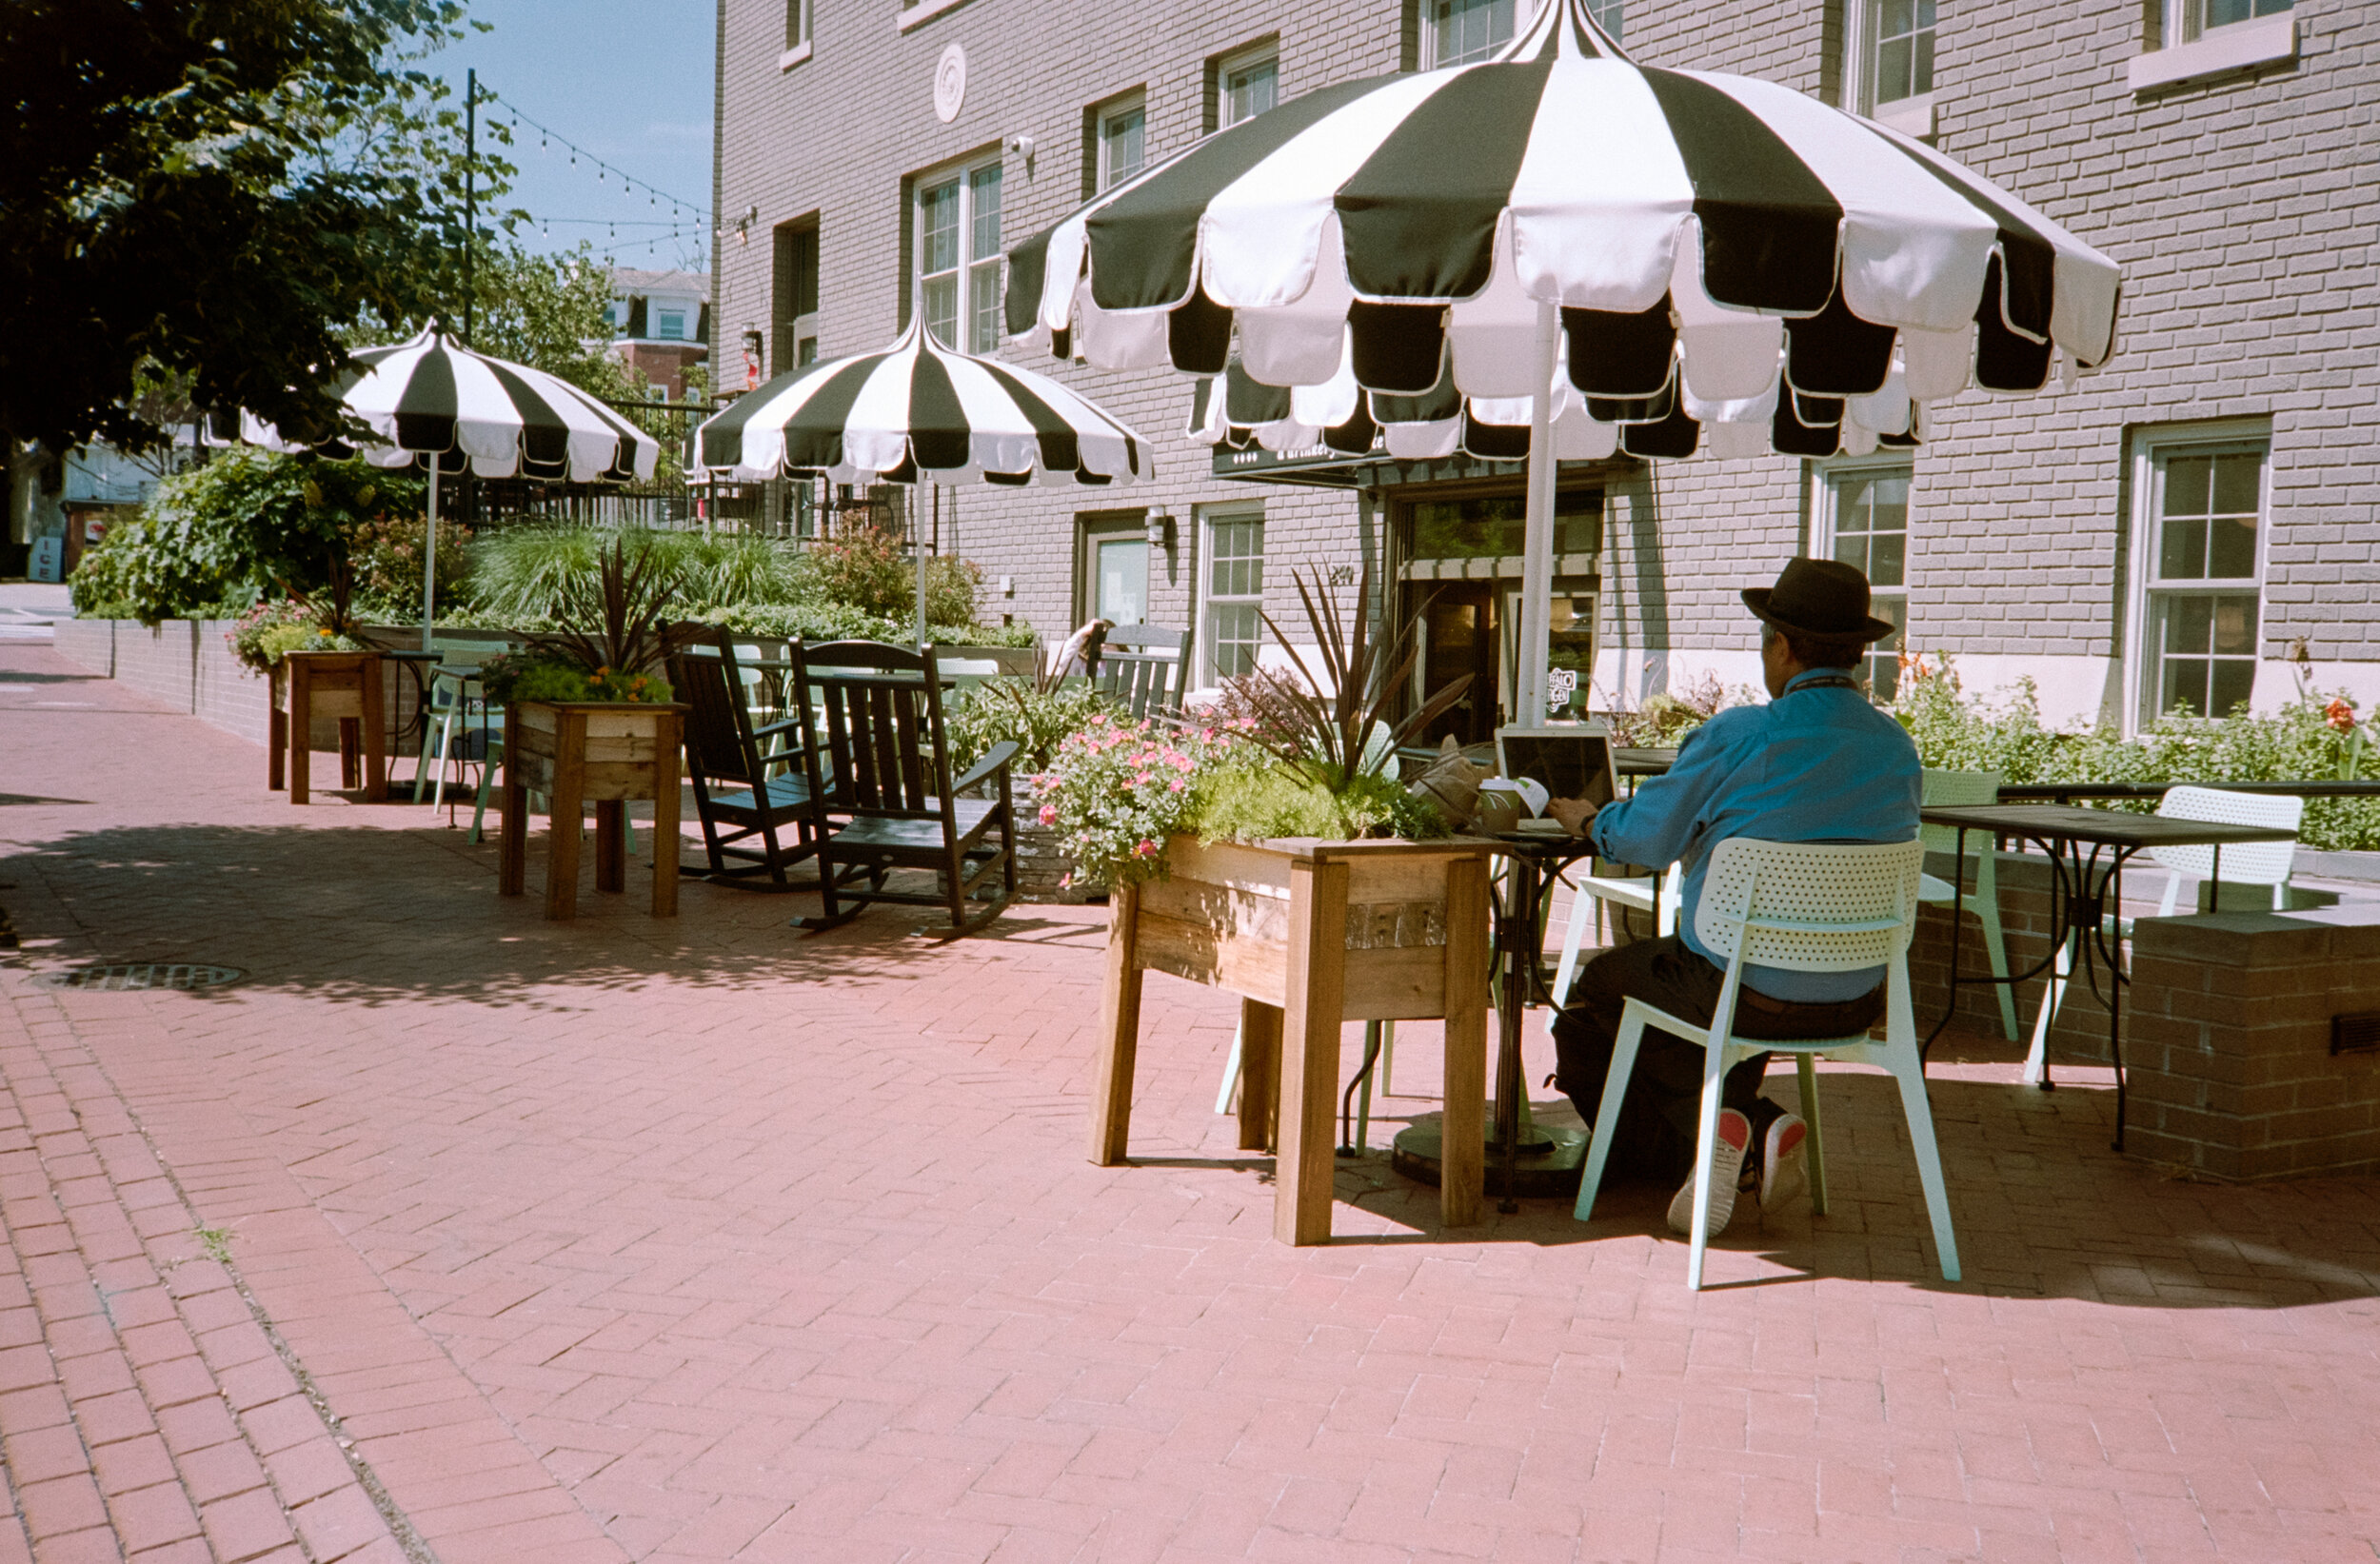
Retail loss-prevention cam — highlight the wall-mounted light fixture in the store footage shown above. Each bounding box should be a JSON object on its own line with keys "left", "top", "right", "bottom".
{"left": 1144, "top": 506, "right": 1174, "bottom": 548}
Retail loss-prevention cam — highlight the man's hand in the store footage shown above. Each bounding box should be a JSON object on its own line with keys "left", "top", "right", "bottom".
{"left": 1547, "top": 798, "right": 1598, "bottom": 836}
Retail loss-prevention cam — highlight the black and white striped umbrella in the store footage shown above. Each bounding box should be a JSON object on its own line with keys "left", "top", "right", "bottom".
{"left": 1008, "top": 0, "right": 2120, "bottom": 465}
{"left": 235, "top": 323, "right": 663, "bottom": 647}
{"left": 1007, "top": 0, "right": 2120, "bottom": 714}
{"left": 692, "top": 315, "right": 1145, "bottom": 487}
{"left": 240, "top": 322, "right": 662, "bottom": 484}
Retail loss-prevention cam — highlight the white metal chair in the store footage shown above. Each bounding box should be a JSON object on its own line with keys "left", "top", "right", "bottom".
{"left": 414, "top": 636, "right": 514, "bottom": 840}
{"left": 1918, "top": 767, "right": 2018, "bottom": 1041}
{"left": 2023, "top": 784, "right": 2302, "bottom": 1083}
{"left": 1543, "top": 861, "right": 1683, "bottom": 1048}
{"left": 1573, "top": 837, "right": 1959, "bottom": 1291}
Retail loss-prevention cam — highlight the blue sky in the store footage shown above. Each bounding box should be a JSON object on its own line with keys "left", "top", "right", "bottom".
{"left": 428, "top": 0, "right": 715, "bottom": 271}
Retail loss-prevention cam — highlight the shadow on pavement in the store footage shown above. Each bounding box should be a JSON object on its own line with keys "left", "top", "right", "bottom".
{"left": 3, "top": 822, "right": 1041, "bottom": 1011}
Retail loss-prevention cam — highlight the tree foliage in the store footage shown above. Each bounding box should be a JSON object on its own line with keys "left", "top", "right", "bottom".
{"left": 0, "top": 0, "right": 516, "bottom": 455}
{"left": 69, "top": 446, "right": 422, "bottom": 624}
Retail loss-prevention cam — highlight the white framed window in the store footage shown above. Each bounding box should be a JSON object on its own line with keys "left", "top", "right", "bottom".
{"left": 914, "top": 156, "right": 1002, "bottom": 353}
{"left": 1814, "top": 459, "right": 1911, "bottom": 701}
{"left": 2171, "top": 0, "right": 2291, "bottom": 44}
{"left": 2131, "top": 427, "right": 2269, "bottom": 723}
{"left": 1200, "top": 508, "right": 1265, "bottom": 683}
{"left": 1422, "top": 0, "right": 1516, "bottom": 68}
{"left": 1097, "top": 94, "right": 1146, "bottom": 191}
{"left": 1587, "top": 0, "right": 1623, "bottom": 37}
{"left": 781, "top": 0, "right": 811, "bottom": 67}
{"left": 1218, "top": 44, "right": 1278, "bottom": 129}
{"left": 1841, "top": 0, "right": 1935, "bottom": 132}
{"left": 653, "top": 304, "right": 689, "bottom": 341}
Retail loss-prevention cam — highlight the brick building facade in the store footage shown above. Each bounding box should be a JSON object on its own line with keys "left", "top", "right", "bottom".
{"left": 712, "top": 0, "right": 2377, "bottom": 731}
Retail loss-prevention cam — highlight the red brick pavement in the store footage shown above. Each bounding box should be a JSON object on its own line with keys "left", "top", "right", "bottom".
{"left": 4, "top": 639, "right": 2380, "bottom": 1563}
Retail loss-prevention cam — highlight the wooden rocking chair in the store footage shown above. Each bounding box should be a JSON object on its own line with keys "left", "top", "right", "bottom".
{"left": 666, "top": 630, "right": 822, "bottom": 889}
{"left": 1093, "top": 623, "right": 1193, "bottom": 718}
{"left": 787, "top": 640, "right": 1019, "bottom": 936}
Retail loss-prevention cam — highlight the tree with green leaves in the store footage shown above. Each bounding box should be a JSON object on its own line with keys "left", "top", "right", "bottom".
{"left": 0, "top": 0, "right": 517, "bottom": 459}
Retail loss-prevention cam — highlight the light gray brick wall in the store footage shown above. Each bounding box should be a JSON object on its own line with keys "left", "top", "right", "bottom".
{"left": 719, "top": 0, "right": 2380, "bottom": 714}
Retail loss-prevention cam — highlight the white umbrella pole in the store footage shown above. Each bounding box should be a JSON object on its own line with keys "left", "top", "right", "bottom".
{"left": 422, "top": 452, "right": 439, "bottom": 654}
{"left": 1516, "top": 301, "right": 1560, "bottom": 723}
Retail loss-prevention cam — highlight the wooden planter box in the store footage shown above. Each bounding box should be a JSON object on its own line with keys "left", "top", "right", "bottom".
{"left": 269, "top": 649, "right": 385, "bottom": 803}
{"left": 1094, "top": 835, "right": 1495, "bottom": 1245}
{"left": 498, "top": 701, "right": 685, "bottom": 921}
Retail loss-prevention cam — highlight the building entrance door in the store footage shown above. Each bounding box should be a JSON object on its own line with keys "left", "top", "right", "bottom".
{"left": 1409, "top": 582, "right": 1497, "bottom": 748}
{"left": 1079, "top": 513, "right": 1150, "bottom": 626}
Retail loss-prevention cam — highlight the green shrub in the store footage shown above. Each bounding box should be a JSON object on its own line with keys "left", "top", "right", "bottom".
{"left": 1195, "top": 763, "right": 1445, "bottom": 845}
{"left": 69, "top": 448, "right": 422, "bottom": 624}
{"left": 948, "top": 678, "right": 1116, "bottom": 772}
{"left": 350, "top": 513, "right": 474, "bottom": 624}
{"left": 1894, "top": 657, "right": 2380, "bottom": 851}
{"left": 692, "top": 601, "right": 1037, "bottom": 649}
{"left": 794, "top": 526, "right": 980, "bottom": 625}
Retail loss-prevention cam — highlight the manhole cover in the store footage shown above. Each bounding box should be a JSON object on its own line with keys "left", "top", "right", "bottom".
{"left": 40, "top": 964, "right": 243, "bottom": 992}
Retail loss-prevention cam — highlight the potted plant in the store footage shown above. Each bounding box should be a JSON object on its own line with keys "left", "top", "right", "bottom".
{"left": 246, "top": 535, "right": 387, "bottom": 802}
{"left": 491, "top": 536, "right": 688, "bottom": 921}
{"left": 1042, "top": 569, "right": 1492, "bottom": 1246}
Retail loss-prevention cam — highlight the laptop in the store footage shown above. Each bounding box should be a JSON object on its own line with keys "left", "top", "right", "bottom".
{"left": 1496, "top": 724, "right": 1618, "bottom": 812}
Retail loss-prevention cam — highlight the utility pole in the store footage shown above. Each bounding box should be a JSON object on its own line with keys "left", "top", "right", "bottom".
{"left": 462, "top": 68, "right": 478, "bottom": 346}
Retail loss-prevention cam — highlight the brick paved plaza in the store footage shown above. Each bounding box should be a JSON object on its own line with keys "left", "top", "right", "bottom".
{"left": 3, "top": 637, "right": 2378, "bottom": 1563}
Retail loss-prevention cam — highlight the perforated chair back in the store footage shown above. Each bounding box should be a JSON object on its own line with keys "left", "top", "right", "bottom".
{"left": 2150, "top": 785, "right": 2302, "bottom": 888}
{"left": 1694, "top": 838, "right": 1926, "bottom": 973}
{"left": 1918, "top": 768, "right": 2001, "bottom": 853}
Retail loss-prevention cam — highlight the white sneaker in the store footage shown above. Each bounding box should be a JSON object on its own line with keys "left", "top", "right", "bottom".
{"left": 1666, "top": 1108, "right": 1751, "bottom": 1237}
{"left": 1761, "top": 1113, "right": 1810, "bottom": 1214}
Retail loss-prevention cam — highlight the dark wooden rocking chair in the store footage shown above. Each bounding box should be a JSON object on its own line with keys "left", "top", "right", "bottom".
{"left": 1094, "top": 623, "right": 1193, "bottom": 718}
{"left": 666, "top": 630, "right": 821, "bottom": 890}
{"left": 786, "top": 640, "right": 1019, "bottom": 936}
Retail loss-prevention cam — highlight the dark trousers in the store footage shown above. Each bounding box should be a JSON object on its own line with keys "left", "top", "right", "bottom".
{"left": 1550, "top": 936, "right": 1887, "bottom": 1185}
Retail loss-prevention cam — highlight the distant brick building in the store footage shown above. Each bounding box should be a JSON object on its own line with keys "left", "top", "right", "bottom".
{"left": 713, "top": 0, "right": 2376, "bottom": 728}
{"left": 607, "top": 267, "right": 712, "bottom": 400}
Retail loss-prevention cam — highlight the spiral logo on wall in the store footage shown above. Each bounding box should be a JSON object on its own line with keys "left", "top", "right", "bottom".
{"left": 933, "top": 43, "right": 967, "bottom": 124}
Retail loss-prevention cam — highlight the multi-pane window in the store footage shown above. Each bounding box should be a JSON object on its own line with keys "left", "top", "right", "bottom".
{"left": 1219, "top": 47, "right": 1277, "bottom": 129}
{"left": 1204, "top": 513, "right": 1264, "bottom": 681}
{"left": 2147, "top": 445, "right": 2265, "bottom": 720}
{"left": 1098, "top": 98, "right": 1145, "bottom": 191}
{"left": 1587, "top": 0, "right": 1623, "bottom": 37}
{"left": 773, "top": 220, "right": 819, "bottom": 374}
{"left": 1425, "top": 0, "right": 1515, "bottom": 68}
{"left": 917, "top": 160, "right": 1002, "bottom": 353}
{"left": 1845, "top": 0, "right": 1934, "bottom": 114}
{"left": 2174, "top": 0, "right": 2291, "bottom": 43}
{"left": 1823, "top": 465, "right": 1910, "bottom": 700}
{"left": 1873, "top": 0, "right": 1935, "bottom": 106}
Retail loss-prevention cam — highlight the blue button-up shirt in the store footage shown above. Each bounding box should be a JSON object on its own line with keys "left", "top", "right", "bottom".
{"left": 1588, "top": 670, "right": 1921, "bottom": 1001}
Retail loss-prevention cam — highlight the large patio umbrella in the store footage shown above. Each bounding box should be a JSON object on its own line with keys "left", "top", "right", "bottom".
{"left": 691, "top": 314, "right": 1147, "bottom": 646}
{"left": 237, "top": 322, "right": 663, "bottom": 650}
{"left": 1007, "top": 0, "right": 2121, "bottom": 717}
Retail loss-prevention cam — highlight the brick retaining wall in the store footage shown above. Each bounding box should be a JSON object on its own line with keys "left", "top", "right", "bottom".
{"left": 1912, "top": 847, "right": 2380, "bottom": 1179}
{"left": 50, "top": 619, "right": 426, "bottom": 758}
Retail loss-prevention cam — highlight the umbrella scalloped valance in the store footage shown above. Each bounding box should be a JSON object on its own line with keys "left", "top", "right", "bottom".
{"left": 1006, "top": 0, "right": 2121, "bottom": 465}
{"left": 694, "top": 316, "right": 1145, "bottom": 488}
{"left": 239, "top": 323, "right": 662, "bottom": 485}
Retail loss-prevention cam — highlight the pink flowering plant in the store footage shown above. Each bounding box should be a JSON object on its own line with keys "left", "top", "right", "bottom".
{"left": 1033, "top": 714, "right": 1262, "bottom": 888}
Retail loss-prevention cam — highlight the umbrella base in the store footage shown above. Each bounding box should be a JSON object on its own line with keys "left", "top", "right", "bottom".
{"left": 1391, "top": 1119, "right": 1588, "bottom": 1199}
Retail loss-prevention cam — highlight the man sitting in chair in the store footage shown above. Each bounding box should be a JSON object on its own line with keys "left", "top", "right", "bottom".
{"left": 1546, "top": 558, "right": 1919, "bottom": 1239}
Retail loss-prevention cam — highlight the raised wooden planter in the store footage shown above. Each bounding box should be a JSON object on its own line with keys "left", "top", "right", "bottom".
{"left": 498, "top": 701, "right": 685, "bottom": 921}
{"left": 1093, "top": 835, "right": 1495, "bottom": 1245}
{"left": 269, "top": 649, "right": 385, "bottom": 803}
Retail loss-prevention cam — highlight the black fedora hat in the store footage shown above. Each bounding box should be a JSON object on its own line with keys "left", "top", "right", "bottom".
{"left": 1741, "top": 557, "right": 1898, "bottom": 643}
